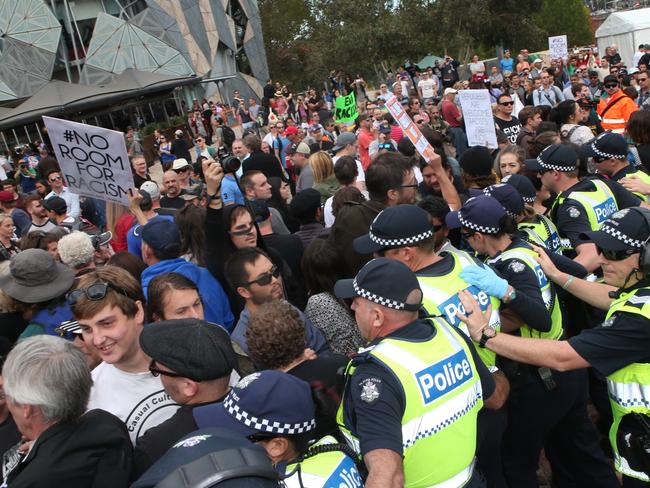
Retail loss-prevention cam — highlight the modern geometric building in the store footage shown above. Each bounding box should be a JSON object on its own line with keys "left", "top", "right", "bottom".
{"left": 0, "top": 0, "right": 269, "bottom": 105}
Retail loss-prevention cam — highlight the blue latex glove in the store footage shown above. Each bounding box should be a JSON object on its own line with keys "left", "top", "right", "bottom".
{"left": 460, "top": 264, "right": 509, "bottom": 299}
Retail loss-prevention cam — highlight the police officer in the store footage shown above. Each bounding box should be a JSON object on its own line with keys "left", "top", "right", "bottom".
{"left": 193, "top": 370, "right": 363, "bottom": 488}
{"left": 582, "top": 132, "right": 650, "bottom": 202}
{"left": 447, "top": 194, "right": 618, "bottom": 487}
{"left": 525, "top": 144, "right": 641, "bottom": 272}
{"left": 353, "top": 205, "right": 509, "bottom": 487}
{"left": 334, "top": 258, "right": 495, "bottom": 487}
{"left": 459, "top": 207, "right": 650, "bottom": 488}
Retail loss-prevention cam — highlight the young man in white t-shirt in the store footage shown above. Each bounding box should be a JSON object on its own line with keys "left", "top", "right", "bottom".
{"left": 417, "top": 71, "right": 438, "bottom": 101}
{"left": 71, "top": 266, "right": 178, "bottom": 444}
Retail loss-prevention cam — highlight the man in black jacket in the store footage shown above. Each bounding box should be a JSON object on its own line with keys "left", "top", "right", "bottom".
{"left": 2, "top": 336, "right": 132, "bottom": 488}
{"left": 241, "top": 134, "right": 286, "bottom": 180}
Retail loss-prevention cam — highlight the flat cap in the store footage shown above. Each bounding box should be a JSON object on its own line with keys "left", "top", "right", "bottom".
{"left": 140, "top": 319, "right": 237, "bottom": 381}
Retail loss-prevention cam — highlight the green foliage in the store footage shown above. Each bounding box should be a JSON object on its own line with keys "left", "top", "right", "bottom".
{"left": 258, "top": 0, "right": 594, "bottom": 88}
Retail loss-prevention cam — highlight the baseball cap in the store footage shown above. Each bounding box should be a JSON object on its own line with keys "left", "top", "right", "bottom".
{"left": 353, "top": 205, "right": 433, "bottom": 254}
{"left": 141, "top": 219, "right": 181, "bottom": 255}
{"left": 193, "top": 371, "right": 316, "bottom": 437}
{"left": 446, "top": 195, "right": 507, "bottom": 234}
{"left": 604, "top": 74, "right": 619, "bottom": 85}
{"left": 582, "top": 208, "right": 650, "bottom": 252}
{"left": 469, "top": 183, "right": 524, "bottom": 217}
{"left": 131, "top": 428, "right": 278, "bottom": 488}
{"left": 459, "top": 146, "right": 494, "bottom": 177}
{"left": 309, "top": 124, "right": 323, "bottom": 133}
{"left": 331, "top": 132, "right": 356, "bottom": 153}
{"left": 501, "top": 174, "right": 536, "bottom": 204}
{"left": 334, "top": 258, "right": 422, "bottom": 311}
{"left": 284, "top": 126, "right": 299, "bottom": 137}
{"left": 287, "top": 142, "right": 310, "bottom": 156}
{"left": 524, "top": 144, "right": 578, "bottom": 172}
{"left": 443, "top": 87, "right": 458, "bottom": 96}
{"left": 42, "top": 196, "right": 67, "bottom": 214}
{"left": 580, "top": 132, "right": 628, "bottom": 160}
{"left": 289, "top": 189, "right": 321, "bottom": 221}
{"left": 0, "top": 190, "right": 17, "bottom": 203}
{"left": 140, "top": 181, "right": 160, "bottom": 200}
{"left": 172, "top": 158, "right": 191, "bottom": 171}
{"left": 174, "top": 129, "right": 184, "bottom": 136}
{"left": 140, "top": 319, "right": 237, "bottom": 381}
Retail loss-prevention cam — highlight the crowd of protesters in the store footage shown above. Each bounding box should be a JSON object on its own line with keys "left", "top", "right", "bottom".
{"left": 2, "top": 42, "right": 650, "bottom": 488}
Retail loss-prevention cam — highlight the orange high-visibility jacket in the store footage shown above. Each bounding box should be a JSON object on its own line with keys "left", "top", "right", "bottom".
{"left": 597, "top": 90, "right": 638, "bottom": 134}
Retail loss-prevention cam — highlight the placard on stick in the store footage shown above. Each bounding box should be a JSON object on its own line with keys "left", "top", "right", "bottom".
{"left": 385, "top": 96, "right": 438, "bottom": 162}
{"left": 549, "top": 35, "right": 568, "bottom": 61}
{"left": 43, "top": 116, "right": 134, "bottom": 206}
{"left": 334, "top": 93, "right": 358, "bottom": 123}
{"left": 457, "top": 89, "right": 498, "bottom": 149}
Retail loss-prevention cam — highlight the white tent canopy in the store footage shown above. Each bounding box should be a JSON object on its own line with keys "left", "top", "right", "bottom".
{"left": 596, "top": 8, "right": 650, "bottom": 68}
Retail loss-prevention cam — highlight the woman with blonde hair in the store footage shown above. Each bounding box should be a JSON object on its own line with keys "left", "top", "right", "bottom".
{"left": 309, "top": 151, "right": 340, "bottom": 205}
{"left": 495, "top": 145, "right": 526, "bottom": 178}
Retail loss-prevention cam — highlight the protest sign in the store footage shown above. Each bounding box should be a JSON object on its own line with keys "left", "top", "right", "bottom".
{"left": 457, "top": 89, "right": 498, "bottom": 149}
{"left": 334, "top": 93, "right": 358, "bottom": 123}
{"left": 513, "top": 94, "right": 525, "bottom": 119}
{"left": 549, "top": 35, "right": 568, "bottom": 61}
{"left": 385, "top": 96, "right": 437, "bottom": 162}
{"left": 43, "top": 116, "right": 134, "bottom": 206}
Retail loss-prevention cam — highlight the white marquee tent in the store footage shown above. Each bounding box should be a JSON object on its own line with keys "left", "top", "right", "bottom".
{"left": 596, "top": 8, "right": 650, "bottom": 68}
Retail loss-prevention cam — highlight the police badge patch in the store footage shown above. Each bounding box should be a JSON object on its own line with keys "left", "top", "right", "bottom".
{"left": 568, "top": 206, "right": 581, "bottom": 218}
{"left": 359, "top": 378, "right": 381, "bottom": 404}
{"left": 508, "top": 260, "right": 526, "bottom": 273}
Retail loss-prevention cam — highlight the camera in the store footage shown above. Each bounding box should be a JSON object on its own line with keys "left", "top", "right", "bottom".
{"left": 217, "top": 146, "right": 241, "bottom": 174}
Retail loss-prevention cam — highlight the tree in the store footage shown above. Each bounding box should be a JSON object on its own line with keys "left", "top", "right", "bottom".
{"left": 533, "top": 0, "right": 594, "bottom": 48}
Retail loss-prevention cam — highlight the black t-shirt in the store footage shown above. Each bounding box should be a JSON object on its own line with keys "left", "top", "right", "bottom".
{"left": 494, "top": 116, "right": 522, "bottom": 144}
{"left": 159, "top": 195, "right": 185, "bottom": 210}
{"left": 309, "top": 140, "right": 334, "bottom": 154}
{"left": 287, "top": 354, "right": 349, "bottom": 440}
{"left": 552, "top": 177, "right": 641, "bottom": 248}
{"left": 0, "top": 414, "right": 21, "bottom": 481}
{"left": 171, "top": 139, "right": 191, "bottom": 161}
{"left": 132, "top": 173, "right": 151, "bottom": 189}
{"left": 639, "top": 53, "right": 650, "bottom": 69}
{"left": 569, "top": 285, "right": 650, "bottom": 376}
{"left": 341, "top": 319, "right": 495, "bottom": 456}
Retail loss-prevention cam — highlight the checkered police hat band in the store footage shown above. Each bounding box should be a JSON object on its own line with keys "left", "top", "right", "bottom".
{"left": 458, "top": 213, "right": 499, "bottom": 234}
{"left": 537, "top": 155, "right": 575, "bottom": 172}
{"left": 600, "top": 224, "right": 645, "bottom": 248}
{"left": 590, "top": 142, "right": 625, "bottom": 160}
{"left": 353, "top": 278, "right": 406, "bottom": 310}
{"left": 369, "top": 228, "right": 433, "bottom": 248}
{"left": 224, "top": 397, "right": 315, "bottom": 435}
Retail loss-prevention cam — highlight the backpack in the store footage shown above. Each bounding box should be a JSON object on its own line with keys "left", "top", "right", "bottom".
{"left": 222, "top": 125, "right": 236, "bottom": 149}
{"left": 560, "top": 125, "right": 580, "bottom": 143}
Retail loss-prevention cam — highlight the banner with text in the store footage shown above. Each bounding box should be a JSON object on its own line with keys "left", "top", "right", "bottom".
{"left": 334, "top": 93, "right": 358, "bottom": 123}
{"left": 549, "top": 35, "right": 568, "bottom": 61}
{"left": 457, "top": 89, "right": 498, "bottom": 149}
{"left": 385, "top": 96, "right": 438, "bottom": 162}
{"left": 43, "top": 116, "right": 134, "bottom": 206}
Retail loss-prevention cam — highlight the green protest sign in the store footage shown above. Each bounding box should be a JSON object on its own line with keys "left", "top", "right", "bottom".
{"left": 334, "top": 93, "right": 358, "bottom": 122}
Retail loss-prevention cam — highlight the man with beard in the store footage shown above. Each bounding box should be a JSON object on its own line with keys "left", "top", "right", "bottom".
{"left": 160, "top": 171, "right": 184, "bottom": 210}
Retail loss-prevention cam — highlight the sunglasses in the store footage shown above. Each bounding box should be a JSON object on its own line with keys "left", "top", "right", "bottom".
{"left": 597, "top": 246, "right": 639, "bottom": 261}
{"left": 499, "top": 101, "right": 514, "bottom": 106}
{"left": 604, "top": 83, "right": 618, "bottom": 89}
{"left": 149, "top": 359, "right": 198, "bottom": 380}
{"left": 461, "top": 229, "right": 476, "bottom": 239}
{"left": 67, "top": 282, "right": 135, "bottom": 306}
{"left": 415, "top": 120, "right": 425, "bottom": 125}
{"left": 379, "top": 143, "right": 393, "bottom": 150}
{"left": 176, "top": 167, "right": 189, "bottom": 173}
{"left": 229, "top": 223, "right": 255, "bottom": 237}
{"left": 49, "top": 176, "right": 62, "bottom": 182}
{"left": 195, "top": 139, "right": 203, "bottom": 143}
{"left": 245, "top": 265, "right": 280, "bottom": 287}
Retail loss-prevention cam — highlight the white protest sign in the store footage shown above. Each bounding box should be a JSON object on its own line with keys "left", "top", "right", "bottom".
{"left": 513, "top": 94, "right": 525, "bottom": 118}
{"left": 385, "top": 96, "right": 438, "bottom": 162}
{"left": 549, "top": 35, "right": 568, "bottom": 61}
{"left": 43, "top": 116, "right": 134, "bottom": 206}
{"left": 457, "top": 89, "right": 498, "bottom": 149}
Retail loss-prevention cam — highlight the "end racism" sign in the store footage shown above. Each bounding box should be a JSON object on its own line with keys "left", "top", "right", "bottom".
{"left": 43, "top": 116, "right": 134, "bottom": 205}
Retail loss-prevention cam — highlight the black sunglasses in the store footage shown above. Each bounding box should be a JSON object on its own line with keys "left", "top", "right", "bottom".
{"left": 461, "top": 229, "right": 476, "bottom": 239}
{"left": 67, "top": 282, "right": 135, "bottom": 306}
{"left": 245, "top": 265, "right": 280, "bottom": 287}
{"left": 597, "top": 246, "right": 638, "bottom": 261}
{"left": 499, "top": 101, "right": 514, "bottom": 106}
{"left": 149, "top": 359, "right": 198, "bottom": 380}
{"left": 49, "top": 176, "right": 62, "bottom": 182}
{"left": 604, "top": 83, "right": 618, "bottom": 89}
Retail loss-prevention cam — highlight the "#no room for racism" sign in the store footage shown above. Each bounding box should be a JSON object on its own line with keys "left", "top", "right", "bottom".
{"left": 43, "top": 116, "right": 134, "bottom": 206}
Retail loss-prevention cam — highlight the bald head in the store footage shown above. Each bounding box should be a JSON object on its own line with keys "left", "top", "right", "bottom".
{"left": 163, "top": 170, "right": 180, "bottom": 198}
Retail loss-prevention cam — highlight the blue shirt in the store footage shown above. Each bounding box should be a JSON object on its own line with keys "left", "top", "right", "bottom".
{"left": 499, "top": 58, "right": 514, "bottom": 73}
{"left": 221, "top": 174, "right": 244, "bottom": 205}
{"left": 273, "top": 136, "right": 290, "bottom": 168}
{"left": 127, "top": 215, "right": 175, "bottom": 258}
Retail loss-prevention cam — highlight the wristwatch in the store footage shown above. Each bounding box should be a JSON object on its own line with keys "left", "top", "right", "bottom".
{"left": 479, "top": 327, "right": 497, "bottom": 348}
{"left": 502, "top": 286, "right": 517, "bottom": 304}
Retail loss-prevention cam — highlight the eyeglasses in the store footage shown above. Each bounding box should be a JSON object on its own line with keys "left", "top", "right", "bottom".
{"left": 604, "top": 83, "right": 618, "bottom": 89}
{"left": 461, "top": 229, "right": 476, "bottom": 239}
{"left": 499, "top": 101, "right": 514, "bottom": 106}
{"left": 245, "top": 265, "right": 280, "bottom": 287}
{"left": 195, "top": 138, "right": 203, "bottom": 143}
{"left": 149, "top": 359, "right": 197, "bottom": 380}
{"left": 379, "top": 143, "right": 393, "bottom": 150}
{"left": 49, "top": 176, "right": 62, "bottom": 182}
{"left": 229, "top": 223, "right": 255, "bottom": 237}
{"left": 67, "top": 282, "right": 135, "bottom": 306}
{"left": 414, "top": 120, "right": 425, "bottom": 125}
{"left": 639, "top": 78, "right": 648, "bottom": 82}
{"left": 597, "top": 246, "right": 639, "bottom": 261}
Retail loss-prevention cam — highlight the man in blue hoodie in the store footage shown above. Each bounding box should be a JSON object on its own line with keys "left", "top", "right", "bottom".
{"left": 140, "top": 219, "right": 235, "bottom": 331}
